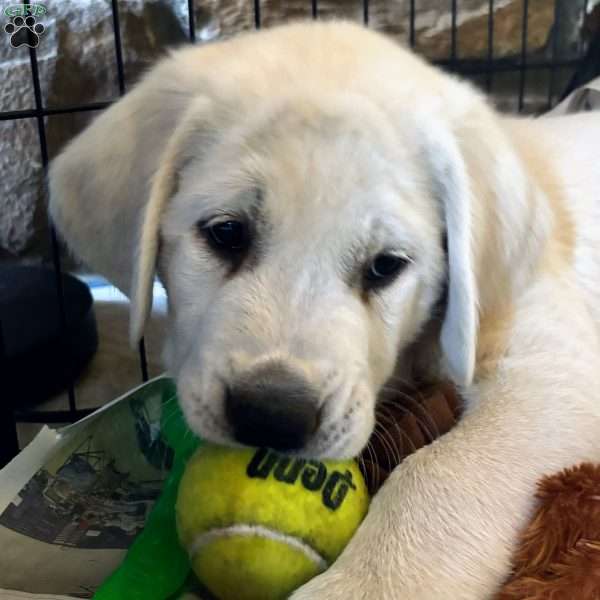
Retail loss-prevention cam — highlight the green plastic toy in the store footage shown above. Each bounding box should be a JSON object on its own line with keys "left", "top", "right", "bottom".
{"left": 93, "top": 381, "right": 201, "bottom": 600}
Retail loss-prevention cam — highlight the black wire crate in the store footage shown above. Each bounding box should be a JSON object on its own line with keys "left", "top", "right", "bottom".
{"left": 0, "top": 0, "right": 598, "bottom": 467}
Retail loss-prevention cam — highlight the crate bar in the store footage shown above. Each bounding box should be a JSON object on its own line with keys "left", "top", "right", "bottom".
{"left": 434, "top": 56, "right": 580, "bottom": 74}
{"left": 111, "top": 0, "right": 126, "bottom": 95}
{"left": 410, "top": 0, "right": 416, "bottom": 47}
{"left": 188, "top": 0, "right": 196, "bottom": 42}
{"left": 0, "top": 322, "right": 20, "bottom": 467}
{"left": 546, "top": 0, "right": 560, "bottom": 109}
{"left": 254, "top": 0, "right": 261, "bottom": 29}
{"left": 26, "top": 40, "right": 78, "bottom": 414}
{"left": 450, "top": 0, "right": 458, "bottom": 63}
{"left": 139, "top": 338, "right": 149, "bottom": 382}
{"left": 0, "top": 102, "right": 111, "bottom": 121}
{"left": 110, "top": 0, "right": 149, "bottom": 382}
{"left": 486, "top": 0, "right": 495, "bottom": 91}
{"left": 0, "top": 56, "right": 587, "bottom": 122}
{"left": 363, "top": 0, "right": 369, "bottom": 26}
{"left": 518, "top": 0, "right": 529, "bottom": 112}
{"left": 0, "top": 57, "right": 586, "bottom": 121}
{"left": 312, "top": 0, "right": 318, "bottom": 20}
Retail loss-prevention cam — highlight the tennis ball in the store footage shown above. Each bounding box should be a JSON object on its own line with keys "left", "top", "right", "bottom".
{"left": 176, "top": 444, "right": 370, "bottom": 600}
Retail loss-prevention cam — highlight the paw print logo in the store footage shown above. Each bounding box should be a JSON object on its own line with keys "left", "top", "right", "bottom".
{"left": 4, "top": 15, "right": 45, "bottom": 48}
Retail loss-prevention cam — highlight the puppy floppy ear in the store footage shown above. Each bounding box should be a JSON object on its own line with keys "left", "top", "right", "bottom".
{"left": 49, "top": 54, "right": 214, "bottom": 347}
{"left": 129, "top": 97, "right": 214, "bottom": 345}
{"left": 423, "top": 105, "right": 553, "bottom": 386}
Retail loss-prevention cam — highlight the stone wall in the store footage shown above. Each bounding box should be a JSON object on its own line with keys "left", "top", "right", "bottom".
{"left": 0, "top": 0, "right": 594, "bottom": 264}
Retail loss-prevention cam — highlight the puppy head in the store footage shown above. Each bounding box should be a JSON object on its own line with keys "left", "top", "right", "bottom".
{"left": 157, "top": 92, "right": 447, "bottom": 458}
{"left": 49, "top": 22, "right": 548, "bottom": 458}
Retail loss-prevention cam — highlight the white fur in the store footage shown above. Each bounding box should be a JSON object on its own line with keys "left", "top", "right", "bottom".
{"left": 49, "top": 22, "right": 600, "bottom": 599}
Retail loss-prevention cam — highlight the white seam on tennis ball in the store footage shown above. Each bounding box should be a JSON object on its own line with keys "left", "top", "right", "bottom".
{"left": 187, "top": 524, "right": 329, "bottom": 571}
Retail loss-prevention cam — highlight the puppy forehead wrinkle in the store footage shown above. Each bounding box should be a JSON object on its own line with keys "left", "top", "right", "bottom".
{"left": 200, "top": 187, "right": 264, "bottom": 223}
{"left": 165, "top": 174, "right": 259, "bottom": 232}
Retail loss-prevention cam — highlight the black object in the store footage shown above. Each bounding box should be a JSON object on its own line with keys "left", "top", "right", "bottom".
{"left": 0, "top": 322, "right": 19, "bottom": 467}
{"left": 0, "top": 265, "right": 98, "bottom": 407}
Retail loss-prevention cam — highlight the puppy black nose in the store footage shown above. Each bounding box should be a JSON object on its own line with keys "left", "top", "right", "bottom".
{"left": 225, "top": 362, "right": 320, "bottom": 451}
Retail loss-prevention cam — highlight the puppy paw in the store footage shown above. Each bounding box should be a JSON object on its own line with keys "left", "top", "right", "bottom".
{"left": 289, "top": 568, "right": 380, "bottom": 600}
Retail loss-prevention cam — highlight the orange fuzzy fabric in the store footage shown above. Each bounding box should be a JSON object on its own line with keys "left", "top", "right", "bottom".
{"left": 360, "top": 385, "right": 600, "bottom": 599}
{"left": 496, "top": 463, "right": 600, "bottom": 600}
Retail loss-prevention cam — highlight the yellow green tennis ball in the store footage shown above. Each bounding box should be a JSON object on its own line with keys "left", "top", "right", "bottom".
{"left": 176, "top": 444, "right": 370, "bottom": 600}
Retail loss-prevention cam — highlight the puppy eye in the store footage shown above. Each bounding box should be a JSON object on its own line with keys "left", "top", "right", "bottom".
{"left": 364, "top": 253, "right": 411, "bottom": 288}
{"left": 199, "top": 219, "right": 250, "bottom": 256}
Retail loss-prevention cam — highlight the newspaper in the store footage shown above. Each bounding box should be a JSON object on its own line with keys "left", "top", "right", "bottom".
{"left": 0, "top": 376, "right": 175, "bottom": 599}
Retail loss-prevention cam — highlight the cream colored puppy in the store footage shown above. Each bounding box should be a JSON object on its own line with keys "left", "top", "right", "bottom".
{"left": 49, "top": 22, "right": 600, "bottom": 599}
